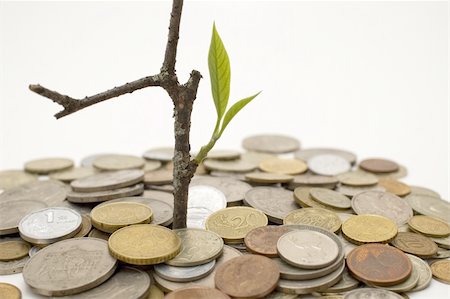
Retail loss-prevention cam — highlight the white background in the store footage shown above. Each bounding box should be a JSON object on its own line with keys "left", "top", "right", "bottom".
{"left": 0, "top": 1, "right": 449, "bottom": 298}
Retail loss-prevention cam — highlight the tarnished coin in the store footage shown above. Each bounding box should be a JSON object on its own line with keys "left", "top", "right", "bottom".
{"left": 430, "top": 260, "right": 450, "bottom": 284}
{"left": 286, "top": 173, "right": 338, "bottom": 190}
{"left": 342, "top": 215, "right": 397, "bottom": 244}
{"left": 203, "top": 158, "right": 256, "bottom": 173}
{"left": 143, "top": 189, "right": 174, "bottom": 207}
{"left": 71, "top": 169, "right": 144, "bottom": 192}
{"left": 143, "top": 147, "right": 174, "bottom": 162}
{"left": 346, "top": 244, "right": 412, "bottom": 286}
{"left": 215, "top": 254, "right": 280, "bottom": 298}
{"left": 263, "top": 291, "right": 298, "bottom": 299}
{"left": 307, "top": 154, "right": 351, "bottom": 176}
{"left": 408, "top": 254, "right": 432, "bottom": 291}
{"left": 244, "top": 225, "right": 291, "bottom": 257}
{"left": 24, "top": 238, "right": 117, "bottom": 296}
{"left": 49, "top": 167, "right": 97, "bottom": 182}
{"left": 240, "top": 151, "right": 276, "bottom": 166}
{"left": 187, "top": 185, "right": 227, "bottom": 229}
{"left": 166, "top": 228, "right": 223, "bottom": 266}
{"left": 337, "top": 171, "right": 378, "bottom": 186}
{"left": 359, "top": 158, "right": 399, "bottom": 173}
{"left": 0, "top": 254, "right": 29, "bottom": 275}
{"left": 67, "top": 183, "right": 144, "bottom": 203}
{"left": 283, "top": 208, "right": 341, "bottom": 233}
{"left": 164, "top": 287, "right": 231, "bottom": 299}
{"left": 206, "top": 149, "right": 241, "bottom": 160}
{"left": 369, "top": 164, "right": 408, "bottom": 180}
{"left": 88, "top": 228, "right": 110, "bottom": 241}
{"left": 242, "top": 134, "right": 300, "bottom": 153}
{"left": 205, "top": 206, "right": 268, "bottom": 243}
{"left": 408, "top": 215, "right": 450, "bottom": 237}
{"left": 72, "top": 215, "right": 92, "bottom": 238}
{"left": 155, "top": 260, "right": 216, "bottom": 282}
{"left": 143, "top": 159, "right": 162, "bottom": 172}
{"left": 309, "top": 188, "right": 351, "bottom": 209}
{"left": 80, "top": 153, "right": 114, "bottom": 167}
{"left": 405, "top": 194, "right": 450, "bottom": 222}
{"left": 259, "top": 158, "right": 307, "bottom": 175}
{"left": 409, "top": 185, "right": 440, "bottom": 198}
{"left": 108, "top": 224, "right": 181, "bottom": 265}
{"left": 321, "top": 268, "right": 359, "bottom": 293}
{"left": 378, "top": 178, "right": 411, "bottom": 197}
{"left": 24, "top": 157, "right": 74, "bottom": 174}
{"left": 0, "top": 283, "right": 21, "bottom": 299}
{"left": 0, "top": 200, "right": 47, "bottom": 235}
{"left": 92, "top": 154, "right": 145, "bottom": 171}
{"left": 343, "top": 288, "right": 404, "bottom": 299}
{"left": 294, "top": 148, "right": 357, "bottom": 164}
{"left": 391, "top": 232, "right": 438, "bottom": 258}
{"left": 144, "top": 168, "right": 173, "bottom": 186}
{"left": 335, "top": 184, "right": 385, "bottom": 197}
{"left": 0, "top": 180, "right": 68, "bottom": 207}
{"left": 19, "top": 207, "right": 82, "bottom": 245}
{"left": 371, "top": 254, "right": 420, "bottom": 292}
{"left": 293, "top": 187, "right": 353, "bottom": 214}
{"left": 0, "top": 170, "right": 37, "bottom": 191}
{"left": 191, "top": 176, "right": 252, "bottom": 205}
{"left": 352, "top": 191, "right": 413, "bottom": 226}
{"left": 0, "top": 240, "right": 31, "bottom": 261}
{"left": 245, "top": 172, "right": 294, "bottom": 184}
{"left": 91, "top": 202, "right": 152, "bottom": 233}
{"left": 244, "top": 187, "right": 298, "bottom": 224}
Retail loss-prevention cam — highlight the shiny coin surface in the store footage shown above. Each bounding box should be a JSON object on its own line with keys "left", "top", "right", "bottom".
{"left": 72, "top": 214, "right": 92, "bottom": 238}
{"left": 337, "top": 171, "right": 378, "bottom": 186}
{"left": 92, "top": 154, "right": 144, "bottom": 171}
{"left": 19, "top": 207, "right": 82, "bottom": 245}
{"left": 294, "top": 148, "right": 357, "bottom": 164}
{"left": 0, "top": 254, "right": 29, "bottom": 275}
{"left": 108, "top": 224, "right": 181, "bottom": 265}
{"left": 203, "top": 158, "right": 256, "bottom": 173}
{"left": 206, "top": 149, "right": 241, "bottom": 160}
{"left": 24, "top": 157, "right": 73, "bottom": 174}
{"left": 0, "top": 200, "right": 47, "bottom": 235}
{"left": 277, "top": 230, "right": 339, "bottom": 269}
{"left": 142, "top": 147, "right": 174, "bottom": 162}
{"left": 286, "top": 173, "right": 339, "bottom": 190}
{"left": 166, "top": 228, "right": 223, "bottom": 266}
{"left": 371, "top": 254, "right": 420, "bottom": 292}
{"left": 245, "top": 172, "right": 294, "bottom": 184}
{"left": 359, "top": 158, "right": 399, "bottom": 173}
{"left": 91, "top": 202, "right": 152, "bottom": 233}
{"left": 259, "top": 158, "right": 307, "bottom": 175}
{"left": 164, "top": 287, "right": 231, "bottom": 299}
{"left": 71, "top": 169, "right": 144, "bottom": 192}
{"left": 352, "top": 190, "right": 413, "bottom": 226}
{"left": 0, "top": 282, "right": 21, "bottom": 299}
{"left": 67, "top": 183, "right": 144, "bottom": 203}
{"left": 408, "top": 254, "right": 432, "bottom": 292}
{"left": 378, "top": 178, "right": 411, "bottom": 197}
{"left": 307, "top": 154, "right": 351, "bottom": 176}
{"left": 0, "top": 170, "right": 37, "bottom": 190}
{"left": 283, "top": 208, "right": 341, "bottom": 233}
{"left": 244, "top": 225, "right": 291, "bottom": 257}
{"left": 0, "top": 240, "right": 31, "bottom": 261}
{"left": 144, "top": 168, "right": 173, "bottom": 185}
{"left": 343, "top": 288, "right": 404, "bottom": 299}
{"left": 23, "top": 238, "right": 118, "bottom": 296}
{"left": 405, "top": 194, "right": 450, "bottom": 222}
{"left": 191, "top": 176, "right": 252, "bottom": 205}
{"left": 430, "top": 260, "right": 450, "bottom": 284}
{"left": 408, "top": 215, "right": 450, "bottom": 237}
{"left": 155, "top": 260, "right": 216, "bottom": 282}
{"left": 244, "top": 187, "right": 298, "bottom": 224}
{"left": 187, "top": 185, "right": 227, "bottom": 229}
{"left": 49, "top": 167, "right": 97, "bottom": 182}
{"left": 242, "top": 134, "right": 300, "bottom": 153}
{"left": 391, "top": 232, "right": 438, "bottom": 258}
{"left": 309, "top": 188, "right": 351, "bottom": 209}
{"left": 342, "top": 215, "right": 397, "bottom": 244}
{"left": 205, "top": 207, "right": 268, "bottom": 243}
{"left": 0, "top": 180, "right": 68, "bottom": 207}
{"left": 215, "top": 254, "right": 280, "bottom": 298}
{"left": 346, "top": 244, "right": 412, "bottom": 286}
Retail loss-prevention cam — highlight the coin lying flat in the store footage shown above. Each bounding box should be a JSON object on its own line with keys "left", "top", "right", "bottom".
{"left": 343, "top": 288, "right": 404, "bottom": 299}
{"left": 377, "top": 178, "right": 411, "bottom": 197}
{"left": 321, "top": 268, "right": 359, "bottom": 293}
{"left": 371, "top": 254, "right": 420, "bottom": 292}
{"left": 259, "top": 158, "right": 307, "bottom": 175}
{"left": 23, "top": 238, "right": 118, "bottom": 296}
{"left": 92, "top": 154, "right": 145, "bottom": 171}
{"left": 88, "top": 228, "right": 110, "bottom": 241}
{"left": 147, "top": 285, "right": 164, "bottom": 299}
{"left": 408, "top": 215, "right": 450, "bottom": 237}
{"left": 71, "top": 169, "right": 144, "bottom": 192}
{"left": 24, "top": 157, "right": 74, "bottom": 174}
{"left": 240, "top": 151, "right": 276, "bottom": 166}
{"left": 203, "top": 158, "right": 256, "bottom": 173}
{"left": 307, "top": 154, "right": 351, "bottom": 176}
{"left": 0, "top": 170, "right": 37, "bottom": 191}
{"left": 408, "top": 254, "right": 432, "bottom": 292}
{"left": 67, "top": 183, "right": 144, "bottom": 203}
{"left": 309, "top": 188, "right": 351, "bottom": 209}
{"left": 155, "top": 260, "right": 216, "bottom": 282}
{"left": 0, "top": 200, "right": 47, "bottom": 235}
{"left": 215, "top": 254, "right": 280, "bottom": 298}
{"left": 342, "top": 215, "right": 397, "bottom": 244}
{"left": 294, "top": 148, "right": 357, "bottom": 165}
{"left": 187, "top": 185, "right": 227, "bottom": 229}
{"left": 430, "top": 260, "right": 450, "bottom": 284}
{"left": 430, "top": 234, "right": 450, "bottom": 249}
{"left": 0, "top": 240, "right": 31, "bottom": 261}
{"left": 359, "top": 158, "right": 399, "bottom": 173}
{"left": 72, "top": 215, "right": 92, "bottom": 238}
{"left": 206, "top": 150, "right": 241, "bottom": 160}
{"left": 0, "top": 282, "right": 21, "bottom": 299}
{"left": 49, "top": 167, "right": 97, "bottom": 182}
{"left": 408, "top": 185, "right": 440, "bottom": 198}
{"left": 142, "top": 147, "right": 174, "bottom": 162}
{"left": 346, "top": 244, "right": 412, "bottom": 286}
{"left": 0, "top": 254, "right": 29, "bottom": 275}
{"left": 165, "top": 287, "right": 231, "bottom": 299}
{"left": 242, "top": 134, "right": 300, "bottom": 154}
{"left": 245, "top": 172, "right": 294, "bottom": 184}
{"left": 143, "top": 189, "right": 174, "bottom": 207}
{"left": 405, "top": 194, "right": 450, "bottom": 222}
{"left": 143, "top": 160, "right": 162, "bottom": 172}
{"left": 144, "top": 168, "right": 173, "bottom": 186}
{"left": 286, "top": 173, "right": 338, "bottom": 190}
{"left": 391, "top": 232, "right": 438, "bottom": 258}
{"left": 0, "top": 180, "right": 68, "bottom": 207}
{"left": 337, "top": 171, "right": 378, "bottom": 186}
{"left": 335, "top": 184, "right": 385, "bottom": 197}
{"left": 283, "top": 208, "right": 341, "bottom": 233}
{"left": 244, "top": 225, "right": 291, "bottom": 257}
{"left": 293, "top": 187, "right": 352, "bottom": 214}
{"left": 191, "top": 176, "right": 252, "bottom": 205}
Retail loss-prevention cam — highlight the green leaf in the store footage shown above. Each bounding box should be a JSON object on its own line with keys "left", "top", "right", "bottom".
{"left": 219, "top": 92, "right": 261, "bottom": 136}
{"left": 208, "top": 23, "right": 230, "bottom": 122}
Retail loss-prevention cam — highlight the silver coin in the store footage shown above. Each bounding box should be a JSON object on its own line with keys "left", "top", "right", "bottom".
{"left": 67, "top": 184, "right": 144, "bottom": 203}
{"left": 206, "top": 150, "right": 241, "bottom": 160}
{"left": 321, "top": 268, "right": 359, "bottom": 293}
{"left": 80, "top": 153, "right": 114, "bottom": 167}
{"left": 408, "top": 254, "right": 432, "bottom": 292}
{"left": 191, "top": 176, "right": 252, "bottom": 205}
{"left": 352, "top": 190, "right": 413, "bottom": 225}
{"left": 187, "top": 185, "right": 227, "bottom": 229}
{"left": 154, "top": 260, "right": 216, "bottom": 282}
{"left": 142, "top": 147, "right": 174, "bottom": 162}
{"left": 23, "top": 238, "right": 118, "bottom": 296}
{"left": 19, "top": 207, "right": 82, "bottom": 245}
{"left": 244, "top": 187, "right": 298, "bottom": 224}
{"left": 335, "top": 183, "right": 385, "bottom": 197}
{"left": 0, "top": 199, "right": 47, "bottom": 235}
{"left": 285, "top": 173, "right": 339, "bottom": 190}
{"left": 343, "top": 288, "right": 404, "bottom": 299}
{"left": 263, "top": 291, "right": 299, "bottom": 299}
{"left": 0, "top": 254, "right": 30, "bottom": 274}
{"left": 430, "top": 235, "right": 450, "bottom": 249}
{"left": 242, "top": 134, "right": 300, "bottom": 154}
{"left": 307, "top": 154, "right": 351, "bottom": 176}
{"left": 0, "top": 180, "right": 68, "bottom": 207}
{"left": 430, "top": 247, "right": 450, "bottom": 259}
{"left": 58, "top": 200, "right": 94, "bottom": 216}
{"left": 143, "top": 190, "right": 174, "bottom": 207}
{"left": 203, "top": 158, "right": 256, "bottom": 173}
{"left": 309, "top": 188, "right": 351, "bottom": 209}
{"left": 408, "top": 185, "right": 440, "bottom": 198}
{"left": 0, "top": 170, "right": 37, "bottom": 190}
{"left": 28, "top": 246, "right": 40, "bottom": 257}
{"left": 404, "top": 194, "right": 450, "bottom": 222}
{"left": 71, "top": 169, "right": 144, "bottom": 192}
{"left": 59, "top": 266, "right": 150, "bottom": 299}
{"left": 49, "top": 167, "right": 97, "bottom": 183}
{"left": 92, "top": 154, "right": 145, "bottom": 171}
{"left": 143, "top": 159, "right": 163, "bottom": 172}
{"left": 209, "top": 170, "right": 247, "bottom": 181}
{"left": 240, "top": 151, "right": 276, "bottom": 167}
{"left": 337, "top": 233, "right": 357, "bottom": 258}
{"left": 295, "top": 148, "right": 357, "bottom": 165}
{"left": 337, "top": 171, "right": 379, "bottom": 186}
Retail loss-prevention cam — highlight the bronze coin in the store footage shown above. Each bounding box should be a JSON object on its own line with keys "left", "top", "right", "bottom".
{"left": 164, "top": 287, "right": 231, "bottom": 299}
{"left": 346, "top": 243, "right": 412, "bottom": 286}
{"left": 215, "top": 254, "right": 279, "bottom": 298}
{"left": 391, "top": 232, "right": 438, "bottom": 258}
{"left": 244, "top": 225, "right": 291, "bottom": 257}
{"left": 359, "top": 158, "right": 399, "bottom": 173}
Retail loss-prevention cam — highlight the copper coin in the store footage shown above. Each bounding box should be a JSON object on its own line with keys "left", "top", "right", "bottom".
{"left": 391, "top": 232, "right": 438, "bottom": 258}
{"left": 165, "top": 287, "right": 231, "bottom": 299}
{"left": 215, "top": 254, "right": 279, "bottom": 298}
{"left": 244, "top": 225, "right": 291, "bottom": 257}
{"left": 346, "top": 244, "right": 412, "bottom": 286}
{"left": 359, "top": 158, "right": 399, "bottom": 173}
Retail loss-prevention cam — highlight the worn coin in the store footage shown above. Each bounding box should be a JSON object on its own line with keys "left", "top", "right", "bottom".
{"left": 206, "top": 149, "right": 241, "bottom": 160}
{"left": 430, "top": 234, "right": 450, "bottom": 249}
{"left": 391, "top": 232, "right": 438, "bottom": 258}
{"left": 259, "top": 158, "right": 307, "bottom": 175}
{"left": 309, "top": 188, "right": 351, "bottom": 209}
{"left": 337, "top": 171, "right": 378, "bottom": 186}
{"left": 165, "top": 287, "right": 231, "bottom": 299}
{"left": 293, "top": 187, "right": 353, "bottom": 214}
{"left": 0, "top": 200, "right": 47, "bottom": 235}
{"left": 240, "top": 151, "right": 276, "bottom": 166}
{"left": 209, "top": 170, "right": 247, "bottom": 181}
{"left": 352, "top": 190, "right": 413, "bottom": 226}
{"left": 371, "top": 254, "right": 420, "bottom": 292}
{"left": 430, "top": 260, "right": 450, "bottom": 284}
{"left": 67, "top": 183, "right": 144, "bottom": 203}
{"left": 186, "top": 185, "right": 227, "bottom": 229}
{"left": 0, "top": 254, "right": 29, "bottom": 275}
{"left": 404, "top": 194, "right": 450, "bottom": 222}
{"left": 49, "top": 167, "right": 97, "bottom": 182}
{"left": 245, "top": 172, "right": 294, "bottom": 184}
{"left": 0, "top": 282, "right": 21, "bottom": 299}
{"left": 143, "top": 189, "right": 174, "bottom": 207}
{"left": 143, "top": 160, "right": 162, "bottom": 172}
{"left": 147, "top": 284, "right": 164, "bottom": 299}
{"left": 144, "top": 168, "right": 173, "bottom": 186}
{"left": 321, "top": 268, "right": 359, "bottom": 293}
{"left": 378, "top": 178, "right": 411, "bottom": 197}
{"left": 109, "top": 224, "right": 181, "bottom": 265}
{"left": 0, "top": 240, "right": 31, "bottom": 261}
{"left": 359, "top": 158, "right": 399, "bottom": 173}
{"left": 408, "top": 185, "right": 440, "bottom": 198}
{"left": 347, "top": 244, "right": 412, "bottom": 286}
{"left": 342, "top": 215, "right": 397, "bottom": 244}
{"left": 92, "top": 154, "right": 145, "bottom": 171}
{"left": 294, "top": 148, "right": 357, "bottom": 164}
{"left": 0, "top": 170, "right": 37, "bottom": 191}
{"left": 263, "top": 291, "right": 299, "bottom": 299}
{"left": 71, "top": 169, "right": 144, "bottom": 192}
{"left": 143, "top": 147, "right": 174, "bottom": 162}
{"left": 155, "top": 260, "right": 216, "bottom": 282}
{"left": 191, "top": 176, "right": 252, "bottom": 205}
{"left": 244, "top": 225, "right": 291, "bottom": 257}
{"left": 80, "top": 153, "right": 114, "bottom": 167}
{"left": 283, "top": 208, "right": 341, "bottom": 233}
{"left": 203, "top": 158, "right": 256, "bottom": 173}
{"left": 343, "top": 288, "right": 404, "bottom": 299}
{"left": 286, "top": 173, "right": 338, "bottom": 190}
{"left": 308, "top": 154, "right": 351, "bottom": 176}
{"left": 0, "top": 180, "right": 68, "bottom": 207}
{"left": 335, "top": 184, "right": 385, "bottom": 197}
{"left": 88, "top": 228, "right": 110, "bottom": 241}
{"left": 215, "top": 254, "right": 280, "bottom": 298}
{"left": 24, "top": 157, "right": 74, "bottom": 174}
{"left": 408, "top": 254, "right": 432, "bottom": 291}
{"left": 369, "top": 164, "right": 408, "bottom": 180}
{"left": 337, "top": 233, "right": 357, "bottom": 258}
{"left": 147, "top": 184, "right": 174, "bottom": 192}
{"left": 72, "top": 215, "right": 92, "bottom": 238}
{"left": 408, "top": 215, "right": 450, "bottom": 237}
{"left": 242, "top": 134, "right": 300, "bottom": 153}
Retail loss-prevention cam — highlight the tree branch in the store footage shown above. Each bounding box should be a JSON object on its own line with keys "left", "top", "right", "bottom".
{"left": 161, "top": 0, "right": 184, "bottom": 75}
{"left": 29, "top": 74, "right": 161, "bottom": 119}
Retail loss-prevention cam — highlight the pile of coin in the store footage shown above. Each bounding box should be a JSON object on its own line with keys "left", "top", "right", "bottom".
{"left": 0, "top": 133, "right": 449, "bottom": 299}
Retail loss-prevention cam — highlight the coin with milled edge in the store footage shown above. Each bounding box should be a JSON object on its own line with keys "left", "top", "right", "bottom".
{"left": 24, "top": 157, "right": 74, "bottom": 174}
{"left": 295, "top": 148, "right": 357, "bottom": 164}
{"left": 337, "top": 171, "right": 378, "bottom": 186}
{"left": 143, "top": 147, "right": 174, "bottom": 162}
{"left": 259, "top": 158, "right": 307, "bottom": 175}
{"left": 245, "top": 172, "right": 294, "bottom": 184}
{"left": 308, "top": 154, "right": 351, "bottom": 176}
{"left": 430, "top": 260, "right": 450, "bottom": 284}
{"left": 203, "top": 158, "right": 256, "bottom": 173}
{"left": 408, "top": 215, "right": 450, "bottom": 237}
{"left": 191, "top": 176, "right": 252, "bottom": 205}
{"left": 23, "top": 238, "right": 118, "bottom": 296}
{"left": 92, "top": 154, "right": 144, "bottom": 171}
{"left": 309, "top": 188, "right": 351, "bottom": 209}
{"left": 391, "top": 232, "right": 438, "bottom": 258}
{"left": 155, "top": 260, "right": 216, "bottom": 282}
{"left": 343, "top": 288, "right": 404, "bottom": 299}
{"left": 50, "top": 167, "right": 97, "bottom": 182}
{"left": 360, "top": 158, "right": 399, "bottom": 173}
{"left": 165, "top": 287, "right": 231, "bottom": 299}
{"left": 0, "top": 282, "right": 21, "bottom": 299}
{"left": 0, "top": 170, "right": 37, "bottom": 190}
{"left": 283, "top": 208, "right": 341, "bottom": 233}
{"left": 404, "top": 194, "right": 450, "bottom": 222}
{"left": 71, "top": 169, "right": 144, "bottom": 192}
{"left": 342, "top": 215, "right": 397, "bottom": 244}
{"left": 67, "top": 183, "right": 144, "bottom": 203}
{"left": 0, "top": 240, "right": 30, "bottom": 261}
{"left": 244, "top": 225, "right": 291, "bottom": 257}
{"left": 0, "top": 180, "right": 68, "bottom": 207}
{"left": 243, "top": 134, "right": 300, "bottom": 154}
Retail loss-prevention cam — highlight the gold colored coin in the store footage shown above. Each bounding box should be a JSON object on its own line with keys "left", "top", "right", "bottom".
{"left": 0, "top": 283, "right": 21, "bottom": 299}
{"left": 108, "top": 224, "right": 181, "bottom": 265}
{"left": 259, "top": 158, "right": 307, "bottom": 175}
{"left": 146, "top": 284, "right": 164, "bottom": 299}
{"left": 378, "top": 178, "right": 411, "bottom": 197}
{"left": 283, "top": 207, "right": 342, "bottom": 233}
{"left": 0, "top": 240, "right": 31, "bottom": 261}
{"left": 408, "top": 215, "right": 450, "bottom": 237}
{"left": 91, "top": 202, "right": 152, "bottom": 233}
{"left": 342, "top": 214, "right": 398, "bottom": 244}
{"left": 245, "top": 172, "right": 293, "bottom": 184}
{"left": 431, "top": 260, "right": 450, "bottom": 284}
{"left": 205, "top": 207, "right": 268, "bottom": 243}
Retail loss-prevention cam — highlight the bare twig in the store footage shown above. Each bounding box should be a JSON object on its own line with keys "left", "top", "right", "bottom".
{"left": 161, "top": 0, "right": 184, "bottom": 75}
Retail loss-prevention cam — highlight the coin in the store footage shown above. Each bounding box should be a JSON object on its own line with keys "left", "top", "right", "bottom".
{"left": 24, "top": 157, "right": 74, "bottom": 174}
{"left": 0, "top": 254, "right": 29, "bottom": 275}
{"left": 337, "top": 233, "right": 357, "bottom": 258}
{"left": 408, "top": 185, "right": 440, "bottom": 198}
{"left": 245, "top": 172, "right": 294, "bottom": 184}
{"left": 408, "top": 254, "right": 432, "bottom": 292}
{"left": 88, "top": 228, "right": 110, "bottom": 241}
{"left": 263, "top": 291, "right": 298, "bottom": 299}
{"left": 405, "top": 194, "right": 450, "bottom": 222}
{"left": 337, "top": 171, "right": 378, "bottom": 186}
{"left": 144, "top": 168, "right": 173, "bottom": 186}
{"left": 92, "top": 154, "right": 145, "bottom": 171}
{"left": 335, "top": 184, "right": 385, "bottom": 197}
{"left": 0, "top": 200, "right": 47, "bottom": 235}
{"left": 203, "top": 158, "right": 256, "bottom": 173}
{"left": 71, "top": 169, "right": 144, "bottom": 192}
{"left": 408, "top": 215, "right": 450, "bottom": 237}
{"left": 143, "top": 160, "right": 162, "bottom": 172}
{"left": 240, "top": 151, "right": 276, "bottom": 166}
{"left": 28, "top": 246, "right": 40, "bottom": 257}
{"left": 143, "top": 147, "right": 174, "bottom": 162}
{"left": 346, "top": 244, "right": 412, "bottom": 286}
{"left": 352, "top": 190, "right": 413, "bottom": 226}
{"left": 165, "top": 287, "right": 231, "bottom": 299}
{"left": 321, "top": 268, "right": 359, "bottom": 293}
{"left": 391, "top": 232, "right": 438, "bottom": 258}
{"left": 215, "top": 254, "right": 280, "bottom": 298}
{"left": 72, "top": 215, "right": 92, "bottom": 238}
{"left": 293, "top": 187, "right": 353, "bottom": 214}
{"left": 67, "top": 183, "right": 144, "bottom": 203}
{"left": 360, "top": 158, "right": 399, "bottom": 173}
{"left": 0, "top": 180, "right": 68, "bottom": 207}
{"left": 147, "top": 285, "right": 164, "bottom": 299}
{"left": 166, "top": 228, "right": 223, "bottom": 266}
{"left": 294, "top": 148, "right": 357, "bottom": 165}
{"left": 370, "top": 164, "right": 408, "bottom": 180}
{"left": 244, "top": 187, "right": 298, "bottom": 224}
{"left": 109, "top": 224, "right": 181, "bottom": 265}
{"left": 209, "top": 170, "right": 247, "bottom": 181}
{"left": 186, "top": 185, "right": 227, "bottom": 229}
{"left": 0, "top": 240, "right": 30, "bottom": 261}
{"left": 259, "top": 158, "right": 308, "bottom": 175}
{"left": 430, "top": 260, "right": 450, "bottom": 284}
{"left": 430, "top": 234, "right": 450, "bottom": 249}
{"left": 244, "top": 225, "right": 291, "bottom": 257}
{"left": 377, "top": 178, "right": 411, "bottom": 197}
{"left": 283, "top": 208, "right": 341, "bottom": 233}
{"left": 242, "top": 134, "right": 300, "bottom": 153}
{"left": 0, "top": 283, "right": 21, "bottom": 299}
{"left": 155, "top": 260, "right": 216, "bottom": 282}
{"left": 206, "top": 149, "right": 241, "bottom": 160}
{"left": 19, "top": 207, "right": 82, "bottom": 244}
{"left": 191, "top": 176, "right": 252, "bottom": 205}
{"left": 343, "top": 288, "right": 404, "bottom": 299}
{"left": 91, "top": 202, "right": 152, "bottom": 233}
{"left": 371, "top": 254, "right": 420, "bottom": 292}
{"left": 342, "top": 215, "right": 397, "bottom": 244}
{"left": 286, "top": 173, "right": 338, "bottom": 190}
{"left": 307, "top": 154, "right": 351, "bottom": 176}
{"left": 309, "top": 188, "right": 351, "bottom": 209}
{"left": 49, "top": 167, "right": 97, "bottom": 182}
{"left": 80, "top": 153, "right": 114, "bottom": 167}
{"left": 0, "top": 170, "right": 37, "bottom": 191}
